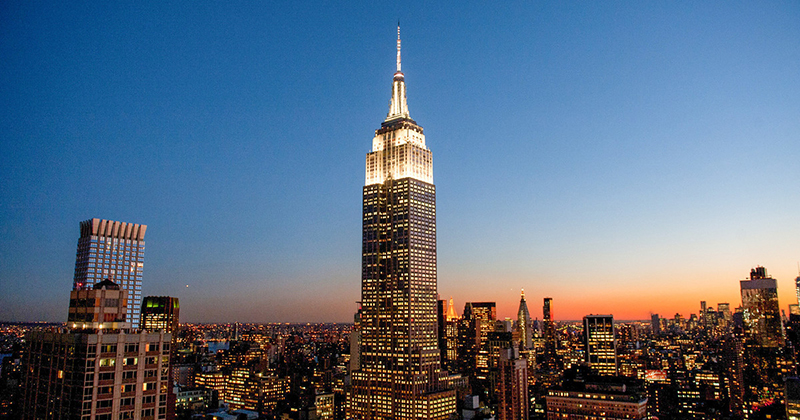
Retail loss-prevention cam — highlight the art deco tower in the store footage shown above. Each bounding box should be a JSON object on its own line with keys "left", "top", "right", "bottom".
{"left": 517, "top": 289, "right": 532, "bottom": 349}
{"left": 347, "top": 26, "right": 456, "bottom": 420}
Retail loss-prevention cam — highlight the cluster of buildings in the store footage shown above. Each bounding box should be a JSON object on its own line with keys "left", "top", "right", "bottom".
{"left": 4, "top": 27, "right": 800, "bottom": 420}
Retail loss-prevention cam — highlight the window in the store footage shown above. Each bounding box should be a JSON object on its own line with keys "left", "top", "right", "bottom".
{"left": 122, "top": 371, "right": 137, "bottom": 380}
{"left": 100, "top": 344, "right": 117, "bottom": 354}
{"left": 99, "top": 358, "right": 116, "bottom": 367}
{"left": 125, "top": 343, "right": 139, "bottom": 353}
{"left": 124, "top": 357, "right": 137, "bottom": 366}
{"left": 96, "top": 399, "right": 112, "bottom": 408}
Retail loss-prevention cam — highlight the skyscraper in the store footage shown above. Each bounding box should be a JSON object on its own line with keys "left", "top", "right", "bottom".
{"left": 73, "top": 218, "right": 147, "bottom": 327}
{"left": 740, "top": 266, "right": 782, "bottom": 347}
{"left": 517, "top": 290, "right": 532, "bottom": 350}
{"left": 542, "top": 297, "right": 557, "bottom": 370}
{"left": 23, "top": 279, "right": 171, "bottom": 420}
{"left": 583, "top": 314, "right": 617, "bottom": 375}
{"left": 347, "top": 27, "right": 456, "bottom": 420}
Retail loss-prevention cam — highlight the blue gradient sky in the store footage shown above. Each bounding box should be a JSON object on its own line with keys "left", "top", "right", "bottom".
{"left": 1, "top": 2, "right": 798, "bottom": 323}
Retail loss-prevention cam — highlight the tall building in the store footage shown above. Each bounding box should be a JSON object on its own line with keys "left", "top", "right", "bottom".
{"left": 542, "top": 297, "right": 557, "bottom": 370}
{"left": 22, "top": 279, "right": 171, "bottom": 420}
{"left": 347, "top": 26, "right": 456, "bottom": 420}
{"left": 583, "top": 315, "right": 617, "bottom": 375}
{"left": 73, "top": 218, "right": 147, "bottom": 327}
{"left": 740, "top": 266, "right": 782, "bottom": 347}
{"left": 436, "top": 298, "right": 459, "bottom": 372}
{"left": 140, "top": 296, "right": 180, "bottom": 334}
{"left": 470, "top": 302, "right": 497, "bottom": 386}
{"left": 140, "top": 296, "right": 180, "bottom": 420}
{"left": 516, "top": 290, "right": 532, "bottom": 350}
{"left": 497, "top": 348, "right": 528, "bottom": 420}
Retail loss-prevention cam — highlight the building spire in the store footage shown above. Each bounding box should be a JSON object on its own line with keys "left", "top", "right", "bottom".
{"left": 396, "top": 22, "right": 401, "bottom": 73}
{"left": 386, "top": 23, "right": 410, "bottom": 122}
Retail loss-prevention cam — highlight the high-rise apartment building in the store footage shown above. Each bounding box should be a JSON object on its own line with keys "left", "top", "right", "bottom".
{"left": 74, "top": 218, "right": 147, "bottom": 327}
{"left": 497, "top": 348, "right": 529, "bottom": 420}
{"left": 583, "top": 315, "right": 617, "bottom": 375}
{"left": 740, "top": 266, "right": 782, "bottom": 347}
{"left": 22, "top": 279, "right": 170, "bottom": 420}
{"left": 347, "top": 27, "right": 456, "bottom": 420}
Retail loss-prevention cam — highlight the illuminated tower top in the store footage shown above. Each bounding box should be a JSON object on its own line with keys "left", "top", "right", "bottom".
{"left": 447, "top": 297, "right": 458, "bottom": 321}
{"left": 365, "top": 24, "right": 433, "bottom": 185}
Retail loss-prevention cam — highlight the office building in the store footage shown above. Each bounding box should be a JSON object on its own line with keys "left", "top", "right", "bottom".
{"left": 436, "top": 298, "right": 459, "bottom": 372}
{"left": 347, "top": 26, "right": 456, "bottom": 420}
{"left": 471, "top": 302, "right": 497, "bottom": 385}
{"left": 583, "top": 315, "right": 617, "bottom": 375}
{"left": 140, "top": 296, "right": 179, "bottom": 420}
{"left": 140, "top": 296, "right": 180, "bottom": 334}
{"left": 73, "top": 218, "right": 147, "bottom": 327}
{"left": 740, "top": 266, "right": 782, "bottom": 347}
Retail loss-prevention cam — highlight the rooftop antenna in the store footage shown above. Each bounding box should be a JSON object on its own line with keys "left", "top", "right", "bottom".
{"left": 396, "top": 21, "right": 401, "bottom": 73}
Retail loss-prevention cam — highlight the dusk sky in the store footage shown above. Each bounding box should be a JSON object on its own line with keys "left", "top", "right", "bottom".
{"left": 1, "top": 2, "right": 798, "bottom": 323}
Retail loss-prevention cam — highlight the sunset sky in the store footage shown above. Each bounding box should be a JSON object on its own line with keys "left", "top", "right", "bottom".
{"left": 1, "top": 2, "right": 798, "bottom": 323}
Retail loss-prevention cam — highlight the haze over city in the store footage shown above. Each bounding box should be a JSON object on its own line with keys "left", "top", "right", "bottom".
{"left": 1, "top": 2, "right": 798, "bottom": 323}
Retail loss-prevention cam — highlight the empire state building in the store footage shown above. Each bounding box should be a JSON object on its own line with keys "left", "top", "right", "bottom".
{"left": 347, "top": 27, "right": 457, "bottom": 420}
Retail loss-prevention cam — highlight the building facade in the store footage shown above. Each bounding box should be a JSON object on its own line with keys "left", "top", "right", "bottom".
{"left": 497, "top": 349, "right": 528, "bottom": 420}
{"left": 347, "top": 26, "right": 456, "bottom": 420}
{"left": 140, "top": 297, "right": 180, "bottom": 334}
{"left": 22, "top": 329, "right": 171, "bottom": 420}
{"left": 546, "top": 367, "right": 647, "bottom": 420}
{"left": 73, "top": 218, "right": 147, "bottom": 327}
{"left": 542, "top": 298, "right": 557, "bottom": 370}
{"left": 583, "top": 315, "right": 617, "bottom": 375}
{"left": 740, "top": 266, "right": 782, "bottom": 347}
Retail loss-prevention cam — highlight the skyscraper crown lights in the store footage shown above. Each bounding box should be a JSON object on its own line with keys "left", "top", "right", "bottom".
{"left": 365, "top": 25, "right": 433, "bottom": 186}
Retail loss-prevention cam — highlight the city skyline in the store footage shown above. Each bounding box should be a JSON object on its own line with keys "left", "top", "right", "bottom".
{"left": 1, "top": 2, "right": 799, "bottom": 323}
